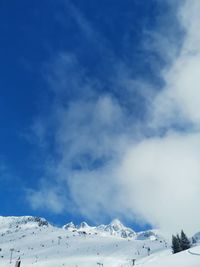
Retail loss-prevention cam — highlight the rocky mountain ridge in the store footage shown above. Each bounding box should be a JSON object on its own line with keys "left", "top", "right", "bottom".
{"left": 63, "top": 218, "right": 158, "bottom": 240}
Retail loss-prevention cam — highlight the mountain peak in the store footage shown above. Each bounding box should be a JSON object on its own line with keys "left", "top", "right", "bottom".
{"left": 78, "top": 221, "right": 90, "bottom": 228}
{"left": 63, "top": 222, "right": 75, "bottom": 230}
{"left": 110, "top": 219, "right": 124, "bottom": 227}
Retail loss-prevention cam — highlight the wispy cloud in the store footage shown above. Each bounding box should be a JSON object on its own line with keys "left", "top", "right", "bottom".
{"left": 28, "top": 0, "right": 200, "bottom": 235}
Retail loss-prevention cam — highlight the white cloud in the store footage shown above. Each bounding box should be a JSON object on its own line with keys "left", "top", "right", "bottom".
{"left": 152, "top": 0, "right": 200, "bottom": 128}
{"left": 28, "top": 0, "right": 200, "bottom": 235}
{"left": 117, "top": 132, "right": 200, "bottom": 235}
{"left": 28, "top": 188, "right": 66, "bottom": 214}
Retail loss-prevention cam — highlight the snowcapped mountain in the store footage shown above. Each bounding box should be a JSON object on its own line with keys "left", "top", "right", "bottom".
{"left": 0, "top": 216, "right": 49, "bottom": 230}
{"left": 99, "top": 219, "right": 136, "bottom": 238}
{"left": 136, "top": 230, "right": 160, "bottom": 241}
{"left": 63, "top": 218, "right": 136, "bottom": 238}
{"left": 0, "top": 215, "right": 199, "bottom": 267}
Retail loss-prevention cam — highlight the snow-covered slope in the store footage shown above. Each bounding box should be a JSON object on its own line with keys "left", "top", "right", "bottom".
{"left": 0, "top": 216, "right": 171, "bottom": 267}
{"left": 0, "top": 215, "right": 198, "bottom": 267}
{"left": 138, "top": 246, "right": 200, "bottom": 267}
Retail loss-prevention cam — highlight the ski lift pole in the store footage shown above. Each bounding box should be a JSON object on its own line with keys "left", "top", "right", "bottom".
{"left": 15, "top": 258, "right": 21, "bottom": 267}
{"left": 10, "top": 248, "right": 14, "bottom": 264}
{"left": 131, "top": 259, "right": 136, "bottom": 266}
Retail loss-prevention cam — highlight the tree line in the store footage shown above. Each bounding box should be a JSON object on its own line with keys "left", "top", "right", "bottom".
{"left": 172, "top": 230, "right": 191, "bottom": 254}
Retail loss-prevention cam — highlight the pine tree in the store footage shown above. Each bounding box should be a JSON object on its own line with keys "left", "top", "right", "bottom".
{"left": 192, "top": 237, "right": 197, "bottom": 244}
{"left": 172, "top": 235, "right": 182, "bottom": 254}
{"left": 176, "top": 234, "right": 181, "bottom": 245}
{"left": 180, "top": 230, "right": 191, "bottom": 251}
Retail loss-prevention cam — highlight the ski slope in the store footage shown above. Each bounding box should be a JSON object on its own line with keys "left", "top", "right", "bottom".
{"left": 139, "top": 246, "right": 200, "bottom": 267}
{"left": 0, "top": 216, "right": 198, "bottom": 267}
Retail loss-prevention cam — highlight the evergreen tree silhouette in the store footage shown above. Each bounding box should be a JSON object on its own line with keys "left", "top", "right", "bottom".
{"left": 180, "top": 230, "right": 191, "bottom": 251}
{"left": 172, "top": 235, "right": 182, "bottom": 254}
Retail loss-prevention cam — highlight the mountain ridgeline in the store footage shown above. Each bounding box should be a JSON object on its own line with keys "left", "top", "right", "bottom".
{"left": 63, "top": 219, "right": 137, "bottom": 239}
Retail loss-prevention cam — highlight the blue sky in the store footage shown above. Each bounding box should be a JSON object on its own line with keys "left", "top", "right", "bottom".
{"left": 2, "top": 0, "right": 199, "bottom": 233}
